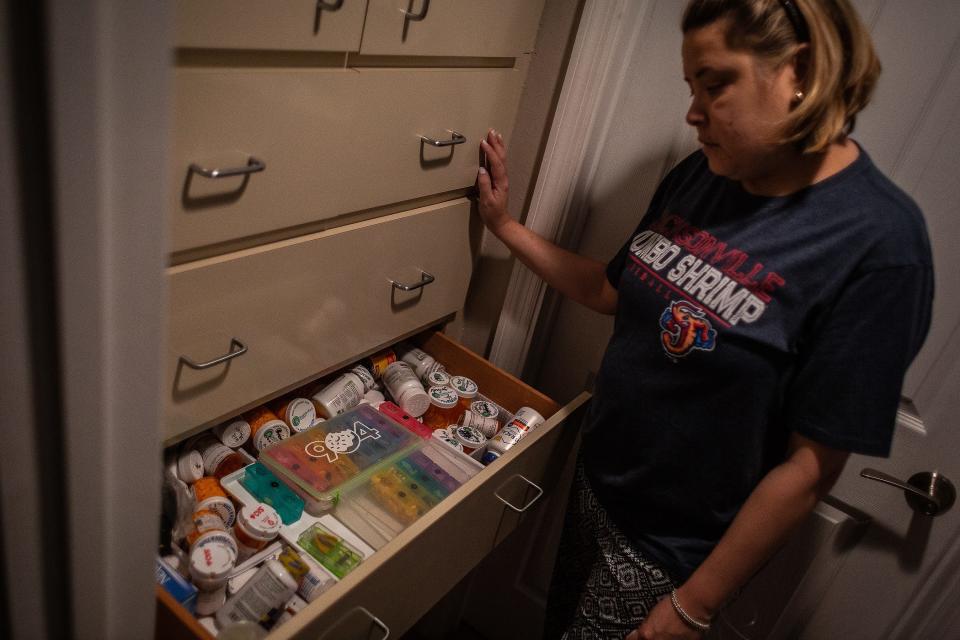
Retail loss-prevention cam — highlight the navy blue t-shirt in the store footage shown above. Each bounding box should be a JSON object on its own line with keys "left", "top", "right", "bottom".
{"left": 581, "top": 147, "right": 933, "bottom": 584}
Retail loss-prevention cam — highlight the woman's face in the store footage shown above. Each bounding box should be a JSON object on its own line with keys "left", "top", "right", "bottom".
{"left": 682, "top": 19, "right": 801, "bottom": 186}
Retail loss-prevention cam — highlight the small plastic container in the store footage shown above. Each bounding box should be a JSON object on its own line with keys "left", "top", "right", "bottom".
{"left": 395, "top": 343, "right": 439, "bottom": 380}
{"left": 237, "top": 462, "right": 305, "bottom": 525}
{"left": 214, "top": 418, "right": 251, "bottom": 448}
{"left": 481, "top": 407, "right": 546, "bottom": 464}
{"left": 312, "top": 365, "right": 374, "bottom": 419}
{"left": 424, "top": 370, "right": 451, "bottom": 388}
{"left": 215, "top": 558, "right": 301, "bottom": 628}
{"left": 451, "top": 424, "right": 486, "bottom": 458}
{"left": 193, "top": 477, "right": 237, "bottom": 527}
{"left": 271, "top": 396, "right": 318, "bottom": 433}
{"left": 195, "top": 586, "right": 227, "bottom": 616}
{"left": 296, "top": 523, "right": 363, "bottom": 579}
{"left": 421, "top": 385, "right": 462, "bottom": 430}
{"left": 458, "top": 410, "right": 499, "bottom": 439}
{"left": 433, "top": 429, "right": 464, "bottom": 452}
{"left": 383, "top": 361, "right": 430, "bottom": 417}
{"left": 200, "top": 440, "right": 249, "bottom": 480}
{"left": 233, "top": 503, "right": 282, "bottom": 560}
{"left": 450, "top": 376, "right": 479, "bottom": 412}
{"left": 176, "top": 450, "right": 204, "bottom": 484}
{"left": 361, "top": 389, "right": 386, "bottom": 409}
{"left": 470, "top": 399, "right": 501, "bottom": 422}
{"left": 259, "top": 404, "right": 420, "bottom": 514}
{"left": 363, "top": 349, "right": 397, "bottom": 379}
{"left": 244, "top": 406, "right": 291, "bottom": 452}
{"left": 185, "top": 509, "right": 227, "bottom": 548}
{"left": 189, "top": 531, "right": 238, "bottom": 591}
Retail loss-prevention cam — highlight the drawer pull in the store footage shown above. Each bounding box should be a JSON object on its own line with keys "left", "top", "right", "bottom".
{"left": 402, "top": 0, "right": 430, "bottom": 21}
{"left": 391, "top": 270, "right": 435, "bottom": 292}
{"left": 320, "top": 606, "right": 390, "bottom": 640}
{"left": 316, "top": 0, "right": 344, "bottom": 10}
{"left": 188, "top": 157, "right": 265, "bottom": 179}
{"left": 494, "top": 474, "right": 544, "bottom": 513}
{"left": 419, "top": 131, "right": 466, "bottom": 148}
{"left": 178, "top": 338, "right": 247, "bottom": 370}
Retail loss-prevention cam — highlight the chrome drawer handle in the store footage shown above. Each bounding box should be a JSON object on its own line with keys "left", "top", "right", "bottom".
{"left": 402, "top": 0, "right": 429, "bottom": 20}
{"left": 319, "top": 606, "right": 390, "bottom": 640}
{"left": 179, "top": 338, "right": 247, "bottom": 370}
{"left": 494, "top": 474, "right": 544, "bottom": 513}
{"left": 391, "top": 270, "right": 435, "bottom": 292}
{"left": 188, "top": 156, "right": 265, "bottom": 179}
{"left": 317, "top": 0, "right": 344, "bottom": 10}
{"left": 419, "top": 131, "right": 466, "bottom": 147}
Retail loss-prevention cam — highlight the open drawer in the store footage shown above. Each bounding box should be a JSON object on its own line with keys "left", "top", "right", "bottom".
{"left": 156, "top": 331, "right": 590, "bottom": 639}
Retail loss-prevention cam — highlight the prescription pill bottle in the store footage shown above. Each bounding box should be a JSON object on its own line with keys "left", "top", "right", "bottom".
{"left": 395, "top": 343, "right": 439, "bottom": 380}
{"left": 213, "top": 418, "right": 251, "bottom": 448}
{"left": 233, "top": 503, "right": 282, "bottom": 560}
{"left": 362, "top": 389, "right": 386, "bottom": 410}
{"left": 433, "top": 428, "right": 464, "bottom": 452}
{"left": 216, "top": 559, "right": 300, "bottom": 628}
{"left": 185, "top": 508, "right": 227, "bottom": 548}
{"left": 458, "top": 410, "right": 499, "bottom": 439}
{"left": 176, "top": 450, "right": 205, "bottom": 484}
{"left": 193, "top": 477, "right": 237, "bottom": 527}
{"left": 199, "top": 440, "right": 249, "bottom": 480}
{"left": 270, "top": 396, "right": 317, "bottom": 433}
{"left": 425, "top": 370, "right": 451, "bottom": 388}
{"left": 382, "top": 361, "right": 430, "bottom": 417}
{"left": 421, "top": 385, "right": 462, "bottom": 429}
{"left": 244, "top": 406, "right": 291, "bottom": 452}
{"left": 470, "top": 400, "right": 500, "bottom": 423}
{"left": 189, "top": 532, "right": 238, "bottom": 592}
{"left": 312, "top": 365, "right": 373, "bottom": 419}
{"left": 195, "top": 586, "right": 227, "bottom": 616}
{"left": 450, "top": 376, "right": 479, "bottom": 412}
{"left": 452, "top": 425, "right": 486, "bottom": 456}
{"left": 363, "top": 349, "right": 397, "bottom": 379}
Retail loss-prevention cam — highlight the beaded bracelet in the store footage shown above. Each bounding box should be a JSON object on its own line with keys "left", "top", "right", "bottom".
{"left": 670, "top": 589, "right": 711, "bottom": 634}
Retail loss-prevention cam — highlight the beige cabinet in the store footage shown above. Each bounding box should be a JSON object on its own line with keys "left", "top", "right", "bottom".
{"left": 158, "top": 2, "right": 577, "bottom": 638}
{"left": 174, "top": 0, "right": 368, "bottom": 51}
{"left": 171, "top": 67, "right": 523, "bottom": 252}
{"left": 360, "top": 0, "right": 547, "bottom": 57}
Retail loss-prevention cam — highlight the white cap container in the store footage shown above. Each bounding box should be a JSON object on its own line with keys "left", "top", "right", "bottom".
{"left": 312, "top": 366, "right": 373, "bottom": 419}
{"left": 395, "top": 344, "right": 439, "bottom": 380}
{"left": 450, "top": 376, "right": 479, "bottom": 406}
{"left": 189, "top": 532, "right": 238, "bottom": 591}
{"left": 452, "top": 425, "right": 486, "bottom": 456}
{"left": 233, "top": 503, "right": 282, "bottom": 560}
{"left": 425, "top": 370, "right": 451, "bottom": 388}
{"left": 382, "top": 361, "right": 430, "bottom": 417}
{"left": 195, "top": 586, "right": 227, "bottom": 616}
{"left": 214, "top": 418, "right": 251, "bottom": 448}
{"left": 362, "top": 389, "right": 386, "bottom": 409}
{"left": 176, "top": 450, "right": 204, "bottom": 484}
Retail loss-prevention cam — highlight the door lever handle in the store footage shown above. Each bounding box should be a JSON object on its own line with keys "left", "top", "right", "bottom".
{"left": 860, "top": 468, "right": 956, "bottom": 516}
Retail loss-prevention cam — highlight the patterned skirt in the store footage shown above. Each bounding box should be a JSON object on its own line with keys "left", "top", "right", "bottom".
{"left": 543, "top": 464, "right": 676, "bottom": 640}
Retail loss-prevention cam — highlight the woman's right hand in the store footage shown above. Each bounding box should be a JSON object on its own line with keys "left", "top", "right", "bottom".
{"left": 476, "top": 128, "right": 512, "bottom": 234}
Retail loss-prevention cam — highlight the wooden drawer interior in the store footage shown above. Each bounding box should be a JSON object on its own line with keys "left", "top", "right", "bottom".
{"left": 156, "top": 330, "right": 588, "bottom": 639}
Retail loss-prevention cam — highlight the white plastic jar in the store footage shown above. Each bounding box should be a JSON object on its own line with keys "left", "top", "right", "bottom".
{"left": 312, "top": 365, "right": 375, "bottom": 419}
{"left": 450, "top": 375, "right": 479, "bottom": 412}
{"left": 382, "top": 361, "right": 430, "bottom": 417}
{"left": 232, "top": 503, "right": 282, "bottom": 560}
{"left": 189, "top": 531, "right": 238, "bottom": 591}
{"left": 213, "top": 418, "right": 251, "bottom": 448}
{"left": 425, "top": 369, "right": 451, "bottom": 388}
{"left": 395, "top": 343, "right": 441, "bottom": 380}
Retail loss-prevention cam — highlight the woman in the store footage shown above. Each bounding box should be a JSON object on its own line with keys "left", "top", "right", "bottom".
{"left": 476, "top": 1, "right": 933, "bottom": 638}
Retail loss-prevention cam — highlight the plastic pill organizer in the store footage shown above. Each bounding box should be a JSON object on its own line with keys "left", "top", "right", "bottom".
{"left": 259, "top": 404, "right": 421, "bottom": 514}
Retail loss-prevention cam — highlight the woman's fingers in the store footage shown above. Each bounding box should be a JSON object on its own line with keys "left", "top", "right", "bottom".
{"left": 481, "top": 139, "right": 509, "bottom": 192}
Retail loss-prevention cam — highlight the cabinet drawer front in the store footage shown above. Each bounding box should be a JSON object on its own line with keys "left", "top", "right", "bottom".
{"left": 174, "top": 0, "right": 366, "bottom": 51}
{"left": 171, "top": 67, "right": 521, "bottom": 252}
{"left": 360, "top": 0, "right": 546, "bottom": 58}
{"left": 164, "top": 200, "right": 473, "bottom": 442}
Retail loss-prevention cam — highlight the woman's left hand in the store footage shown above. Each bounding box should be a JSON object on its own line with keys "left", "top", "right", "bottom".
{"left": 625, "top": 596, "right": 703, "bottom": 640}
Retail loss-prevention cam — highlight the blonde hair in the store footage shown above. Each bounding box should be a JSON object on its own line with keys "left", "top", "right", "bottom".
{"left": 682, "top": 0, "right": 881, "bottom": 153}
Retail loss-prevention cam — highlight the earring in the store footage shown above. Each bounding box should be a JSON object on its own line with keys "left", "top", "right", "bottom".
{"left": 794, "top": 90, "right": 805, "bottom": 102}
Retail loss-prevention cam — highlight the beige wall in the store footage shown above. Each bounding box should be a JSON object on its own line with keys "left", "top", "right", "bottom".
{"left": 456, "top": 0, "right": 584, "bottom": 357}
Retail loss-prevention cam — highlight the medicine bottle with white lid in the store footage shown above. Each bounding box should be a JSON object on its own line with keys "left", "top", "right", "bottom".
{"left": 215, "top": 548, "right": 308, "bottom": 628}
{"left": 382, "top": 361, "right": 431, "bottom": 417}
{"left": 312, "top": 365, "right": 375, "bottom": 419}
{"left": 395, "top": 343, "right": 440, "bottom": 380}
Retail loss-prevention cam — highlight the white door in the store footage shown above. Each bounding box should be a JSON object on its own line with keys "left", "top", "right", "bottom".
{"left": 516, "top": 1, "right": 960, "bottom": 638}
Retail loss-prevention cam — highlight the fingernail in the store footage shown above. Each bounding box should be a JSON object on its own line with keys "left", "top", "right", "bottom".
{"left": 497, "top": 133, "right": 503, "bottom": 141}
{"left": 480, "top": 139, "right": 489, "bottom": 147}
{"left": 478, "top": 167, "right": 488, "bottom": 175}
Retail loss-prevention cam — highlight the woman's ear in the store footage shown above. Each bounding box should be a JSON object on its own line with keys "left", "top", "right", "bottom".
{"left": 790, "top": 43, "right": 811, "bottom": 93}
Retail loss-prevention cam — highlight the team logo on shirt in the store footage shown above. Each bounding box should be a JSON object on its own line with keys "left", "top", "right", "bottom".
{"left": 659, "top": 300, "right": 717, "bottom": 358}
